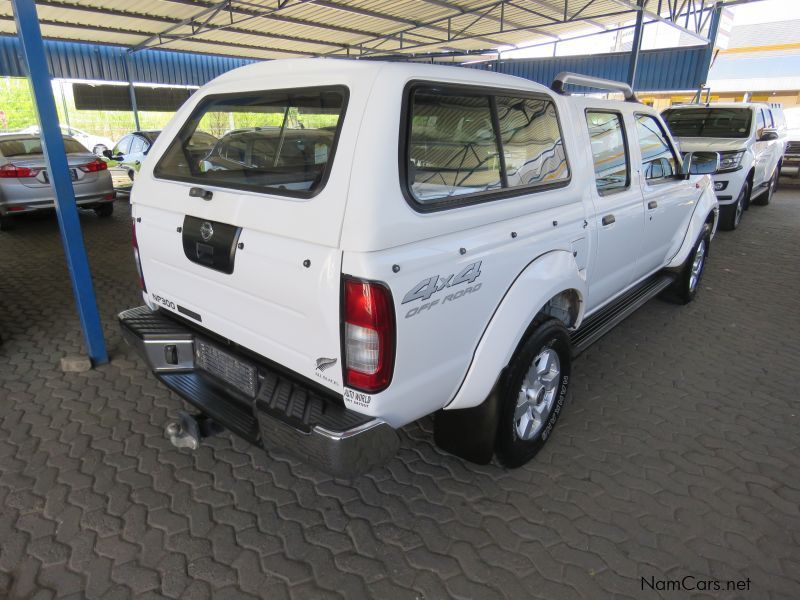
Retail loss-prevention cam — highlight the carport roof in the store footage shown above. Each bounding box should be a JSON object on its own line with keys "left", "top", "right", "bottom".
{"left": 0, "top": 0, "right": 730, "bottom": 61}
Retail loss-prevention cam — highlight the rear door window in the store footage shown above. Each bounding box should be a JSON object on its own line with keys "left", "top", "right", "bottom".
{"left": 635, "top": 114, "right": 678, "bottom": 182}
{"left": 154, "top": 86, "right": 347, "bottom": 198}
{"left": 585, "top": 111, "right": 629, "bottom": 194}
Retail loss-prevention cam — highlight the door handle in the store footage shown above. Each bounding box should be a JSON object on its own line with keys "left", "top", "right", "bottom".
{"left": 601, "top": 214, "right": 615, "bottom": 226}
{"left": 648, "top": 200, "right": 658, "bottom": 210}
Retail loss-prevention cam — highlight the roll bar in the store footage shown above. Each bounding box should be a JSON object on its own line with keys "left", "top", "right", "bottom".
{"left": 551, "top": 72, "right": 639, "bottom": 103}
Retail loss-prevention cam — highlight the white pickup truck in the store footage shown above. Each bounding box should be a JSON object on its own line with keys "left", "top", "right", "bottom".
{"left": 120, "top": 60, "right": 718, "bottom": 476}
{"left": 662, "top": 102, "right": 785, "bottom": 230}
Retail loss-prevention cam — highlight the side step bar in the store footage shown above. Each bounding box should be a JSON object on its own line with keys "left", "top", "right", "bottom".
{"left": 570, "top": 274, "right": 674, "bottom": 356}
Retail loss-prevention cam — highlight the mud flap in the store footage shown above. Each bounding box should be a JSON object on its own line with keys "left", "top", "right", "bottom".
{"left": 434, "top": 384, "right": 502, "bottom": 464}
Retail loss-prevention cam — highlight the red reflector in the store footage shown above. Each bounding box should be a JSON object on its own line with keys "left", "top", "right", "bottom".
{"left": 343, "top": 278, "right": 395, "bottom": 393}
{"left": 104, "top": 192, "right": 116, "bottom": 200}
{"left": 8, "top": 206, "right": 27, "bottom": 212}
{"left": 79, "top": 159, "right": 108, "bottom": 173}
{"left": 0, "top": 164, "right": 39, "bottom": 178}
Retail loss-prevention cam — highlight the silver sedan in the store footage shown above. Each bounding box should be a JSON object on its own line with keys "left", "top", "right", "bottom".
{"left": 0, "top": 134, "right": 116, "bottom": 230}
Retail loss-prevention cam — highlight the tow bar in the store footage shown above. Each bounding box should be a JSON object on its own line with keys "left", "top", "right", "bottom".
{"left": 165, "top": 411, "right": 223, "bottom": 450}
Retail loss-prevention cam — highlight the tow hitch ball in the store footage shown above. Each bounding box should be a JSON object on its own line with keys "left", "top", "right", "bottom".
{"left": 165, "top": 411, "right": 222, "bottom": 450}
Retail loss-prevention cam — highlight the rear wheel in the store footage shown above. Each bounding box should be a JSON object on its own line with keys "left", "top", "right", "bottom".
{"left": 496, "top": 319, "right": 572, "bottom": 468}
{"left": 719, "top": 180, "right": 748, "bottom": 231}
{"left": 0, "top": 215, "right": 13, "bottom": 231}
{"left": 95, "top": 203, "right": 114, "bottom": 218}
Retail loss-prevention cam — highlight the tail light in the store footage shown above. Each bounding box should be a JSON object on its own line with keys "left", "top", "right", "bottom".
{"left": 343, "top": 277, "right": 395, "bottom": 393}
{"left": 79, "top": 159, "right": 108, "bottom": 173}
{"left": 0, "top": 164, "right": 40, "bottom": 178}
{"left": 132, "top": 219, "right": 147, "bottom": 293}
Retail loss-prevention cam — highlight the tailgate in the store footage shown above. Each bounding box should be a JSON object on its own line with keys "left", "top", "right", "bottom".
{"left": 130, "top": 82, "right": 359, "bottom": 394}
{"left": 135, "top": 201, "right": 344, "bottom": 392}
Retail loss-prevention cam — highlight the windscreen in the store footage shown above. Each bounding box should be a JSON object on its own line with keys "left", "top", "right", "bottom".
{"left": 0, "top": 137, "right": 88, "bottom": 157}
{"left": 154, "top": 87, "right": 347, "bottom": 197}
{"left": 662, "top": 108, "right": 752, "bottom": 139}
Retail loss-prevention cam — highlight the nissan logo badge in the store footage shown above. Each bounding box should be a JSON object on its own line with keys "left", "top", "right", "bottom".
{"left": 200, "top": 221, "right": 214, "bottom": 241}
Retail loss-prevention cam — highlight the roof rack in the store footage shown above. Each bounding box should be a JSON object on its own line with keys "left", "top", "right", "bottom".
{"left": 551, "top": 72, "right": 638, "bottom": 103}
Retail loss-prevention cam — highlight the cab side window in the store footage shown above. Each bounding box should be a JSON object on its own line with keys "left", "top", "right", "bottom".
{"left": 495, "top": 96, "right": 569, "bottom": 189}
{"left": 764, "top": 108, "right": 774, "bottom": 128}
{"left": 635, "top": 114, "right": 678, "bottom": 182}
{"left": 586, "top": 111, "right": 629, "bottom": 194}
{"left": 407, "top": 91, "right": 502, "bottom": 203}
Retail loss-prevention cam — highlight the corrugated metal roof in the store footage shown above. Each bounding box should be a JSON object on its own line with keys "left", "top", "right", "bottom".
{"left": 0, "top": 0, "right": 715, "bottom": 61}
{"left": 0, "top": 36, "right": 254, "bottom": 85}
{"left": 469, "top": 46, "right": 710, "bottom": 92}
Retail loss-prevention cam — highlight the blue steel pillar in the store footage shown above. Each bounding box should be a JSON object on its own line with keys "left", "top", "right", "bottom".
{"left": 697, "top": 4, "right": 723, "bottom": 93}
{"left": 12, "top": 0, "right": 109, "bottom": 365}
{"left": 627, "top": 0, "right": 645, "bottom": 89}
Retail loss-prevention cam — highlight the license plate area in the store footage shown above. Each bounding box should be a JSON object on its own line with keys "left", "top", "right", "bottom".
{"left": 195, "top": 339, "right": 258, "bottom": 398}
{"left": 42, "top": 169, "right": 78, "bottom": 182}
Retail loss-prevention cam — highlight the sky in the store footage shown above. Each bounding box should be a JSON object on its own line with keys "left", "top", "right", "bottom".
{"left": 480, "top": 0, "right": 800, "bottom": 62}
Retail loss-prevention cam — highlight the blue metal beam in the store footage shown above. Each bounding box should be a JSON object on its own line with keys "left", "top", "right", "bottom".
{"left": 627, "top": 0, "right": 646, "bottom": 89}
{"left": 11, "top": 0, "right": 109, "bottom": 365}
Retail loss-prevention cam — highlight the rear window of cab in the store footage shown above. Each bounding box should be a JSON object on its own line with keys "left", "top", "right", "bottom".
{"left": 401, "top": 82, "right": 571, "bottom": 211}
{"left": 153, "top": 86, "right": 348, "bottom": 198}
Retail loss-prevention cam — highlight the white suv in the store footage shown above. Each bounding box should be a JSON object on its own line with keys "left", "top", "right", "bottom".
{"left": 662, "top": 102, "right": 786, "bottom": 230}
{"left": 119, "top": 61, "right": 718, "bottom": 476}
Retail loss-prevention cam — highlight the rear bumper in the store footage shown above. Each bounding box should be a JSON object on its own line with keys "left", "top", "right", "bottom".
{"left": 118, "top": 306, "right": 399, "bottom": 477}
{"left": 0, "top": 192, "right": 115, "bottom": 215}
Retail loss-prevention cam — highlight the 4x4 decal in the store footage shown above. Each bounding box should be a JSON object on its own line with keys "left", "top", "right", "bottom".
{"left": 402, "top": 261, "right": 482, "bottom": 304}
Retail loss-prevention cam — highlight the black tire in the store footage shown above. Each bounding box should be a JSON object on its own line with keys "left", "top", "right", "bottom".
{"left": 496, "top": 319, "right": 572, "bottom": 468}
{"left": 665, "top": 225, "right": 710, "bottom": 304}
{"left": 719, "top": 180, "right": 748, "bottom": 231}
{"left": 0, "top": 215, "right": 13, "bottom": 231}
{"left": 94, "top": 203, "right": 114, "bottom": 218}
{"left": 752, "top": 169, "right": 777, "bottom": 206}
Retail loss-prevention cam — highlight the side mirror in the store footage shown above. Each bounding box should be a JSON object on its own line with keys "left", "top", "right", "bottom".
{"left": 683, "top": 151, "right": 720, "bottom": 176}
{"left": 102, "top": 149, "right": 113, "bottom": 159}
{"left": 759, "top": 128, "right": 779, "bottom": 142}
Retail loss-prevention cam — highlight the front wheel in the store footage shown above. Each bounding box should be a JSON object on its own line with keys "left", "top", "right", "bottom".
{"left": 667, "top": 227, "right": 710, "bottom": 304}
{"left": 496, "top": 319, "right": 572, "bottom": 468}
{"left": 719, "top": 180, "right": 748, "bottom": 231}
{"left": 752, "top": 169, "right": 777, "bottom": 206}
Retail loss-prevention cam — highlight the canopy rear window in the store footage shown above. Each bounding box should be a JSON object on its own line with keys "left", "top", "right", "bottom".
{"left": 154, "top": 86, "right": 347, "bottom": 198}
{"left": 662, "top": 107, "right": 752, "bottom": 139}
{"left": 0, "top": 137, "right": 88, "bottom": 157}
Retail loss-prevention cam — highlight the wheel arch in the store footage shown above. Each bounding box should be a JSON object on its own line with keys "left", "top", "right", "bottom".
{"left": 444, "top": 249, "right": 586, "bottom": 412}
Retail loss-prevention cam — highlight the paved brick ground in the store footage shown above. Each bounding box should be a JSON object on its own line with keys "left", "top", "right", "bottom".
{"left": 1, "top": 187, "right": 799, "bottom": 599}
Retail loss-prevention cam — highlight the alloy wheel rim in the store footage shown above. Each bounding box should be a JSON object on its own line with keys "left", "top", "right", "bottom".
{"left": 515, "top": 348, "right": 561, "bottom": 441}
{"left": 735, "top": 195, "right": 743, "bottom": 226}
{"left": 689, "top": 239, "right": 706, "bottom": 292}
